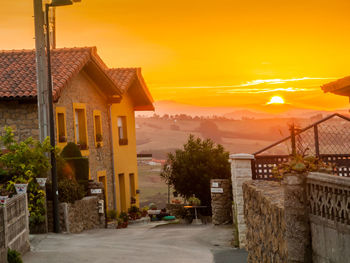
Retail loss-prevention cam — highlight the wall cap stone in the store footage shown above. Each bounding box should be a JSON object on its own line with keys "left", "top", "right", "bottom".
{"left": 229, "top": 153, "right": 254, "bottom": 160}
{"left": 308, "top": 172, "right": 350, "bottom": 187}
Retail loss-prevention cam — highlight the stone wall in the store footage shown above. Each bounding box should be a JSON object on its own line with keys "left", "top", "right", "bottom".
{"left": 0, "top": 101, "right": 39, "bottom": 141}
{"left": 0, "top": 70, "right": 116, "bottom": 210}
{"left": 211, "top": 179, "right": 232, "bottom": 225}
{"left": 243, "top": 180, "right": 287, "bottom": 262}
{"left": 47, "top": 195, "right": 104, "bottom": 233}
{"left": 56, "top": 71, "right": 114, "bottom": 210}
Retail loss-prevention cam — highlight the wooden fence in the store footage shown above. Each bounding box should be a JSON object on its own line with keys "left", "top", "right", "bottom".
{"left": 0, "top": 194, "right": 30, "bottom": 262}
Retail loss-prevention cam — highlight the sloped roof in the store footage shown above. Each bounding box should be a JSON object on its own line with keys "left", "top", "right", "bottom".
{"left": 0, "top": 47, "right": 154, "bottom": 110}
{"left": 108, "top": 68, "right": 154, "bottom": 110}
{"left": 321, "top": 76, "right": 350, "bottom": 96}
{"left": 108, "top": 68, "right": 138, "bottom": 93}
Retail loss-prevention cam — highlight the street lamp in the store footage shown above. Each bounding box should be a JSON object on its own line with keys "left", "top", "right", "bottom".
{"left": 44, "top": 0, "right": 77, "bottom": 233}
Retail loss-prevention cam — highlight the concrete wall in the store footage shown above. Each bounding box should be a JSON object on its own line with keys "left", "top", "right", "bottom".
{"left": 243, "top": 180, "right": 286, "bottom": 262}
{"left": 307, "top": 172, "right": 350, "bottom": 263}
{"left": 0, "top": 194, "right": 30, "bottom": 262}
{"left": 210, "top": 179, "right": 232, "bottom": 225}
{"left": 230, "top": 153, "right": 254, "bottom": 248}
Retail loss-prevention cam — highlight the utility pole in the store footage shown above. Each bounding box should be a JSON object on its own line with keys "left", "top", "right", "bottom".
{"left": 33, "top": 0, "right": 50, "bottom": 142}
{"left": 33, "top": 0, "right": 60, "bottom": 233}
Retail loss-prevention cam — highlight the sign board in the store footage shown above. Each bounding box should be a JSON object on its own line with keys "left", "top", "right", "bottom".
{"left": 211, "top": 188, "right": 223, "bottom": 193}
{"left": 211, "top": 182, "right": 219, "bottom": 187}
{"left": 91, "top": 188, "right": 102, "bottom": 194}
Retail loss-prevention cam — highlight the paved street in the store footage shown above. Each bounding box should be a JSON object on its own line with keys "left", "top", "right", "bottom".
{"left": 23, "top": 223, "right": 247, "bottom": 263}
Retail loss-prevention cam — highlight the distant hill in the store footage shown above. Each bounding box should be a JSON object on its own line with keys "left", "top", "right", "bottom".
{"left": 137, "top": 100, "right": 346, "bottom": 120}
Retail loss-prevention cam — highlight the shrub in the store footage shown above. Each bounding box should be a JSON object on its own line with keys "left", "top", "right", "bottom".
{"left": 59, "top": 143, "right": 89, "bottom": 190}
{"left": 7, "top": 249, "right": 22, "bottom": 263}
{"left": 60, "top": 142, "right": 82, "bottom": 158}
{"left": 47, "top": 178, "right": 85, "bottom": 203}
{"left": 107, "top": 210, "right": 118, "bottom": 221}
{"left": 128, "top": 205, "right": 139, "bottom": 214}
{"left": 119, "top": 212, "right": 128, "bottom": 222}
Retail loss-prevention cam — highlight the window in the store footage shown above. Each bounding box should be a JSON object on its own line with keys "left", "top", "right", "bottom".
{"left": 73, "top": 103, "right": 88, "bottom": 154}
{"left": 55, "top": 107, "right": 67, "bottom": 147}
{"left": 93, "top": 110, "right": 103, "bottom": 147}
{"left": 117, "top": 116, "right": 128, "bottom": 145}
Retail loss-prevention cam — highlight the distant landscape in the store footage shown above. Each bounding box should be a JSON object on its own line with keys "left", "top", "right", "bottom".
{"left": 136, "top": 101, "right": 349, "bottom": 208}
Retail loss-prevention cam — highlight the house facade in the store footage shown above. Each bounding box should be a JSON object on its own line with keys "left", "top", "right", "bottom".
{"left": 0, "top": 47, "right": 154, "bottom": 212}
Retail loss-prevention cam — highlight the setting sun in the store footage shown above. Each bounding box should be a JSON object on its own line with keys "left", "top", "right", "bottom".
{"left": 267, "top": 96, "right": 285, "bottom": 105}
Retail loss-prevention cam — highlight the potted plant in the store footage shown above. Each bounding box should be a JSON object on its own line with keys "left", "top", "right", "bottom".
{"left": 0, "top": 185, "right": 10, "bottom": 206}
{"left": 14, "top": 177, "right": 28, "bottom": 195}
{"left": 78, "top": 141, "right": 88, "bottom": 151}
{"left": 119, "top": 212, "right": 128, "bottom": 228}
{"left": 96, "top": 134, "right": 103, "bottom": 142}
{"left": 188, "top": 196, "right": 201, "bottom": 206}
{"left": 130, "top": 196, "right": 136, "bottom": 204}
{"left": 59, "top": 135, "right": 67, "bottom": 143}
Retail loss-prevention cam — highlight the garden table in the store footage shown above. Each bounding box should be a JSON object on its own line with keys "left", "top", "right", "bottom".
{"left": 183, "top": 206, "right": 207, "bottom": 225}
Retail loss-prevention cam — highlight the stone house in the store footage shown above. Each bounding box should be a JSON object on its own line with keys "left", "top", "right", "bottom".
{"left": 0, "top": 47, "right": 154, "bottom": 212}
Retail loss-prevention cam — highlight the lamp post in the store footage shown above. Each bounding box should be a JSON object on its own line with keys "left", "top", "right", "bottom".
{"left": 44, "top": 0, "right": 74, "bottom": 233}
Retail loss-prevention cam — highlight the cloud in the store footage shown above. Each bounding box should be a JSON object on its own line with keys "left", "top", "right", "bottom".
{"left": 218, "top": 87, "right": 318, "bottom": 94}
{"left": 220, "top": 77, "right": 336, "bottom": 88}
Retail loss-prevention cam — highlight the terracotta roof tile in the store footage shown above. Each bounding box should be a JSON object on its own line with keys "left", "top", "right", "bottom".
{"left": 107, "top": 68, "right": 138, "bottom": 93}
{"left": 0, "top": 47, "right": 94, "bottom": 100}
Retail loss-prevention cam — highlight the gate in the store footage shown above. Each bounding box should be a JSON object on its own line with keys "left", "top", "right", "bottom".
{"left": 252, "top": 113, "right": 350, "bottom": 180}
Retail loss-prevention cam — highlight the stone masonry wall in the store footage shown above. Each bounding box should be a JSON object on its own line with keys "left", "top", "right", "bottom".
{"left": 243, "top": 180, "right": 287, "bottom": 263}
{"left": 0, "top": 70, "right": 115, "bottom": 210}
{"left": 0, "top": 101, "right": 39, "bottom": 141}
{"left": 56, "top": 70, "right": 114, "bottom": 210}
{"left": 48, "top": 195, "right": 102, "bottom": 233}
{"left": 211, "top": 179, "right": 232, "bottom": 225}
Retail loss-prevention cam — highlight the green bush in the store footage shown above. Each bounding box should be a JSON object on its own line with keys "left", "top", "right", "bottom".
{"left": 128, "top": 205, "right": 139, "bottom": 214}
{"left": 61, "top": 142, "right": 82, "bottom": 158}
{"left": 65, "top": 157, "right": 89, "bottom": 183}
{"left": 119, "top": 212, "right": 128, "bottom": 222}
{"left": 8, "top": 249, "right": 22, "bottom": 263}
{"left": 47, "top": 178, "right": 85, "bottom": 203}
{"left": 59, "top": 143, "right": 89, "bottom": 190}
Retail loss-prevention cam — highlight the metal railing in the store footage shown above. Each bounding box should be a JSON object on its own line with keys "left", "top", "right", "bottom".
{"left": 252, "top": 114, "right": 350, "bottom": 180}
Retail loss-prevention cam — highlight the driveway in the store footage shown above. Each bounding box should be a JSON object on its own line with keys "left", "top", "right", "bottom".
{"left": 23, "top": 223, "right": 247, "bottom": 263}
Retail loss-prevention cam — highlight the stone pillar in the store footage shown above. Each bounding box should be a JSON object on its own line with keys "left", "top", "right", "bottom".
{"left": 87, "top": 181, "right": 106, "bottom": 228}
{"left": 283, "top": 173, "right": 312, "bottom": 263}
{"left": 230, "top": 153, "right": 254, "bottom": 248}
{"left": 210, "top": 179, "right": 232, "bottom": 225}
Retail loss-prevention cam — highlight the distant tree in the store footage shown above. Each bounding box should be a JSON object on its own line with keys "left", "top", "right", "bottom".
{"left": 198, "top": 120, "right": 222, "bottom": 143}
{"left": 160, "top": 135, "right": 230, "bottom": 207}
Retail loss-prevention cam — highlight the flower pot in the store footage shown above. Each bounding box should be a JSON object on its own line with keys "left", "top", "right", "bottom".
{"left": 14, "top": 184, "right": 28, "bottom": 194}
{"left": 36, "top": 178, "right": 47, "bottom": 187}
{"left": 0, "top": 195, "right": 8, "bottom": 206}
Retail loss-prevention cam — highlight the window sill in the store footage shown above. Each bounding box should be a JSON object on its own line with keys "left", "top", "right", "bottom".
{"left": 95, "top": 141, "right": 104, "bottom": 148}
{"left": 119, "top": 138, "right": 128, "bottom": 146}
{"left": 57, "top": 142, "right": 67, "bottom": 149}
{"left": 81, "top": 150, "right": 90, "bottom": 156}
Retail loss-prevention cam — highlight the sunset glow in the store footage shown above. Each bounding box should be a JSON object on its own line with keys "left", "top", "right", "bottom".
{"left": 0, "top": 0, "right": 350, "bottom": 110}
{"left": 267, "top": 96, "right": 285, "bottom": 105}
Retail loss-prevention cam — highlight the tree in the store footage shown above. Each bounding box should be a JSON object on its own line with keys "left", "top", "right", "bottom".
{"left": 160, "top": 135, "right": 230, "bottom": 207}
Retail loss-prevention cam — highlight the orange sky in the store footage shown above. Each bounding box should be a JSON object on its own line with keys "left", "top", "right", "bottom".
{"left": 0, "top": 0, "right": 350, "bottom": 110}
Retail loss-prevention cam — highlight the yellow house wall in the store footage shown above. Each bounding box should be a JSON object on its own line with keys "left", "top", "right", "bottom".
{"left": 110, "top": 93, "right": 139, "bottom": 212}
